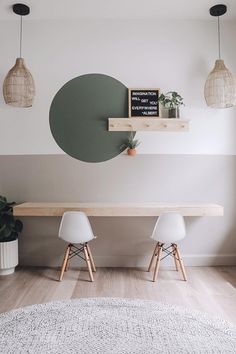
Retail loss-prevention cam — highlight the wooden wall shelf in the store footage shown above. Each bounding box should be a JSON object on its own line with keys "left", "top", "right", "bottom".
{"left": 108, "top": 118, "right": 189, "bottom": 132}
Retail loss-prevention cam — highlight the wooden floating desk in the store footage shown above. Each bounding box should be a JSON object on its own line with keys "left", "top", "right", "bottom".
{"left": 13, "top": 203, "right": 224, "bottom": 217}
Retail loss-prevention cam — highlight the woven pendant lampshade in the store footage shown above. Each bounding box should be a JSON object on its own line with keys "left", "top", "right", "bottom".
{"left": 204, "top": 59, "right": 236, "bottom": 108}
{"left": 3, "top": 58, "right": 35, "bottom": 107}
{"left": 204, "top": 4, "right": 236, "bottom": 108}
{"left": 3, "top": 4, "right": 35, "bottom": 108}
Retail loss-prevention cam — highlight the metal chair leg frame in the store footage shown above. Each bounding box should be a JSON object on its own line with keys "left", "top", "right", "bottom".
{"left": 59, "top": 243, "right": 95, "bottom": 282}
{"left": 149, "top": 242, "right": 187, "bottom": 282}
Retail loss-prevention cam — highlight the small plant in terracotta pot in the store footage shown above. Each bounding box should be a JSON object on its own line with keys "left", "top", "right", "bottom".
{"left": 121, "top": 132, "right": 140, "bottom": 156}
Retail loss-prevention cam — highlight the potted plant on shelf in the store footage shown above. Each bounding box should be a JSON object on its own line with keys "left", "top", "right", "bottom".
{"left": 158, "top": 91, "right": 184, "bottom": 118}
{"left": 0, "top": 196, "right": 23, "bottom": 275}
{"left": 121, "top": 132, "right": 140, "bottom": 156}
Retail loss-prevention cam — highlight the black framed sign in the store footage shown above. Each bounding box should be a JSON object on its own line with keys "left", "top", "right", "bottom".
{"left": 128, "top": 88, "right": 160, "bottom": 117}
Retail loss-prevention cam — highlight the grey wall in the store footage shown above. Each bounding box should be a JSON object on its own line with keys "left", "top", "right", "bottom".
{"left": 0, "top": 154, "right": 235, "bottom": 267}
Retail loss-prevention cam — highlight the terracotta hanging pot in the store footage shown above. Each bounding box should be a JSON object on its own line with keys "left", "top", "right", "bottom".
{"left": 127, "top": 148, "right": 136, "bottom": 156}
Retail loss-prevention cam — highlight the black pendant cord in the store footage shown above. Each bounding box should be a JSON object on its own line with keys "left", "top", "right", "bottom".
{"left": 13, "top": 2, "right": 30, "bottom": 57}
{"left": 217, "top": 16, "right": 221, "bottom": 59}
{"left": 19, "top": 15, "right": 23, "bottom": 58}
{"left": 209, "top": 4, "right": 227, "bottom": 60}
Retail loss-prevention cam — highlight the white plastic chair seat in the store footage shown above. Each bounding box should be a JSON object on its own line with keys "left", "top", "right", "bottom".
{"left": 59, "top": 211, "right": 96, "bottom": 244}
{"left": 58, "top": 211, "right": 97, "bottom": 282}
{"left": 151, "top": 212, "right": 186, "bottom": 244}
{"left": 148, "top": 212, "right": 187, "bottom": 282}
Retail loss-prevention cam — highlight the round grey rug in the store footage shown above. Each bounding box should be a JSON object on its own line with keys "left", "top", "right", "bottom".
{"left": 0, "top": 298, "right": 235, "bottom": 353}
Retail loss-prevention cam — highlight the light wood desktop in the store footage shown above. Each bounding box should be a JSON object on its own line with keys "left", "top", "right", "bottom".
{"left": 13, "top": 202, "right": 224, "bottom": 217}
{"left": 13, "top": 202, "right": 224, "bottom": 284}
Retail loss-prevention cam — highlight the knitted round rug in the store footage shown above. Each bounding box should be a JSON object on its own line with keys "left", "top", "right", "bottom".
{"left": 0, "top": 298, "right": 235, "bottom": 353}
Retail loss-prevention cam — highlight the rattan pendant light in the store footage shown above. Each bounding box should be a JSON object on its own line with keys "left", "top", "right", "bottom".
{"left": 204, "top": 4, "right": 236, "bottom": 108}
{"left": 3, "top": 3, "right": 35, "bottom": 108}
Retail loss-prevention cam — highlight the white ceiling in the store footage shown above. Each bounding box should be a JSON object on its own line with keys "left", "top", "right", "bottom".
{"left": 1, "top": 0, "right": 236, "bottom": 21}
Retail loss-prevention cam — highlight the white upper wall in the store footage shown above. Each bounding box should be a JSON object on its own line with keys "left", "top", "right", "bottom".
{"left": 1, "top": 0, "right": 236, "bottom": 20}
{"left": 0, "top": 18, "right": 236, "bottom": 155}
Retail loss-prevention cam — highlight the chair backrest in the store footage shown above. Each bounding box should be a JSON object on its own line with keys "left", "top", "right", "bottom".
{"left": 59, "top": 212, "right": 95, "bottom": 244}
{"left": 151, "top": 212, "right": 186, "bottom": 244}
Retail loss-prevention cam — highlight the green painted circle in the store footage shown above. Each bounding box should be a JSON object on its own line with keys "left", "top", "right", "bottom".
{"left": 49, "top": 74, "right": 130, "bottom": 163}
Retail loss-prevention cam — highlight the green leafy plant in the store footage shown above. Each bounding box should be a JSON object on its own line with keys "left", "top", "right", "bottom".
{"left": 121, "top": 131, "right": 141, "bottom": 150}
{"left": 158, "top": 91, "right": 184, "bottom": 108}
{"left": 0, "top": 196, "right": 23, "bottom": 243}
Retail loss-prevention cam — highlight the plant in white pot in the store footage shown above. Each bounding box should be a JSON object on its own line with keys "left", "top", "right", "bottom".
{"left": 0, "top": 196, "right": 23, "bottom": 275}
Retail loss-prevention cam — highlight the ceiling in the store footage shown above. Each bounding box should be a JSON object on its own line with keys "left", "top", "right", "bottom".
{"left": 1, "top": 0, "right": 236, "bottom": 20}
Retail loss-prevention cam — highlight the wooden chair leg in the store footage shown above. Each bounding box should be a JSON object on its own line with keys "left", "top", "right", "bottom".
{"left": 175, "top": 245, "right": 187, "bottom": 281}
{"left": 172, "top": 244, "right": 179, "bottom": 271}
{"left": 84, "top": 245, "right": 94, "bottom": 282}
{"left": 153, "top": 244, "right": 163, "bottom": 282}
{"left": 65, "top": 244, "right": 72, "bottom": 272}
{"left": 59, "top": 244, "right": 70, "bottom": 282}
{"left": 148, "top": 242, "right": 159, "bottom": 272}
{"left": 86, "top": 243, "right": 96, "bottom": 272}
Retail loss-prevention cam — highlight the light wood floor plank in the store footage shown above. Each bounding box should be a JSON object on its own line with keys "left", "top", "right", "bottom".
{"left": 0, "top": 266, "right": 235, "bottom": 323}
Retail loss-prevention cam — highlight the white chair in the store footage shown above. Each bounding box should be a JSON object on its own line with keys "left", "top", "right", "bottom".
{"left": 148, "top": 212, "right": 187, "bottom": 282}
{"left": 58, "top": 212, "right": 97, "bottom": 282}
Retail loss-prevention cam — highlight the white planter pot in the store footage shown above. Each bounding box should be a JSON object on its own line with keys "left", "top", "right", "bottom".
{"left": 0, "top": 239, "right": 18, "bottom": 275}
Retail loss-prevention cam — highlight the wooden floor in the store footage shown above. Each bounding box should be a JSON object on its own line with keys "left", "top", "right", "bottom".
{"left": 0, "top": 266, "right": 236, "bottom": 323}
